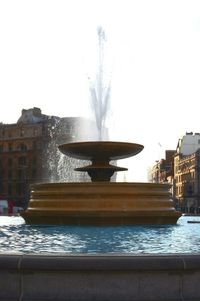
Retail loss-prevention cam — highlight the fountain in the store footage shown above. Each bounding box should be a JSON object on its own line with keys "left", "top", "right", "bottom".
{"left": 21, "top": 27, "right": 181, "bottom": 225}
{"left": 21, "top": 140, "right": 181, "bottom": 225}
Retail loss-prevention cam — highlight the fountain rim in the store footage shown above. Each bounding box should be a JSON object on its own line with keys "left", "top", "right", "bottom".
{"left": 58, "top": 141, "right": 144, "bottom": 161}
{"left": 30, "top": 182, "right": 171, "bottom": 188}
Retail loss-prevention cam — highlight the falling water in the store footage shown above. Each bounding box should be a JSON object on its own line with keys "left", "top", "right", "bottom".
{"left": 44, "top": 118, "right": 92, "bottom": 182}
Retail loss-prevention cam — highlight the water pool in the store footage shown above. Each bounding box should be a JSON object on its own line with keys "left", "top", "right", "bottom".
{"left": 0, "top": 215, "right": 200, "bottom": 254}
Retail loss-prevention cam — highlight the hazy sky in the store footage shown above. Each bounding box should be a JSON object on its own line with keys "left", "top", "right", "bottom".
{"left": 1, "top": 0, "right": 200, "bottom": 181}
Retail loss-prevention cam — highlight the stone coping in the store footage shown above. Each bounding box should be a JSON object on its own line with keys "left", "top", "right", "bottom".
{"left": 1, "top": 254, "right": 200, "bottom": 300}
{"left": 0, "top": 253, "right": 200, "bottom": 271}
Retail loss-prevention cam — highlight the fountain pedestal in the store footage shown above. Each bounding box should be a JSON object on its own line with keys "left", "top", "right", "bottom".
{"left": 21, "top": 141, "right": 181, "bottom": 224}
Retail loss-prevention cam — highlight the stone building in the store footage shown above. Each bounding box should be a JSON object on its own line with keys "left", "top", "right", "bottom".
{"left": 173, "top": 132, "right": 200, "bottom": 213}
{"left": 0, "top": 107, "right": 98, "bottom": 209}
{"left": 149, "top": 132, "right": 200, "bottom": 213}
{"left": 148, "top": 150, "right": 175, "bottom": 184}
{"left": 176, "top": 131, "right": 200, "bottom": 155}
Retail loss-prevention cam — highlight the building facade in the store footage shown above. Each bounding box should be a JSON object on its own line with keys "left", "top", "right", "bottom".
{"left": 0, "top": 107, "right": 98, "bottom": 209}
{"left": 149, "top": 132, "right": 200, "bottom": 213}
{"left": 176, "top": 132, "right": 200, "bottom": 155}
{"left": 148, "top": 150, "right": 175, "bottom": 184}
{"left": 0, "top": 108, "right": 59, "bottom": 208}
{"left": 174, "top": 149, "right": 200, "bottom": 213}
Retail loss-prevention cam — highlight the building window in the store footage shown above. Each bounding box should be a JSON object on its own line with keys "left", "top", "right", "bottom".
{"left": 0, "top": 168, "right": 3, "bottom": 179}
{"left": 0, "top": 130, "right": 5, "bottom": 137}
{"left": 37, "top": 141, "right": 42, "bottom": 149}
{"left": 8, "top": 158, "right": 12, "bottom": 167}
{"left": 32, "top": 141, "right": 37, "bottom": 149}
{"left": 18, "top": 156, "right": 27, "bottom": 166}
{"left": 8, "top": 183, "right": 12, "bottom": 196}
{"left": 19, "top": 143, "right": 27, "bottom": 151}
{"left": 18, "top": 169, "right": 22, "bottom": 179}
{"left": 0, "top": 182, "right": 3, "bottom": 193}
{"left": 32, "top": 156, "right": 37, "bottom": 165}
{"left": 8, "top": 143, "right": 13, "bottom": 151}
{"left": 16, "top": 183, "right": 23, "bottom": 196}
{"left": 20, "top": 129, "right": 25, "bottom": 137}
{"left": 32, "top": 169, "right": 37, "bottom": 178}
{"left": 8, "top": 170, "right": 12, "bottom": 179}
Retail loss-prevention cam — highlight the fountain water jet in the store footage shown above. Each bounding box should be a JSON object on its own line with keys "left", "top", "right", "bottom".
{"left": 88, "top": 26, "right": 111, "bottom": 140}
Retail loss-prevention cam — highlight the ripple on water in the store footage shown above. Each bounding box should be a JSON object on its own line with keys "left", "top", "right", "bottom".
{"left": 0, "top": 215, "right": 200, "bottom": 254}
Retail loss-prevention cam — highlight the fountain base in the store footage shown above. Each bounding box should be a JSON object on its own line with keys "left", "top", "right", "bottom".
{"left": 21, "top": 182, "right": 181, "bottom": 225}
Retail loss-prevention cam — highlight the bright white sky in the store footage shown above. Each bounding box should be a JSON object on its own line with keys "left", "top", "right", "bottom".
{"left": 1, "top": 0, "right": 200, "bottom": 181}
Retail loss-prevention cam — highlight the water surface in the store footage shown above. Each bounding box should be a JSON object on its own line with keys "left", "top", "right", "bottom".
{"left": 0, "top": 215, "right": 199, "bottom": 254}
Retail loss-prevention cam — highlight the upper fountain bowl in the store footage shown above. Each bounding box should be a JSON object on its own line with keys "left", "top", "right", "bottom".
{"left": 58, "top": 141, "right": 144, "bottom": 161}
{"left": 58, "top": 141, "right": 144, "bottom": 182}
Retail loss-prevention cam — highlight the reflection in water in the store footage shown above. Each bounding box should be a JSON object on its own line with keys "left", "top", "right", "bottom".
{"left": 0, "top": 216, "right": 200, "bottom": 254}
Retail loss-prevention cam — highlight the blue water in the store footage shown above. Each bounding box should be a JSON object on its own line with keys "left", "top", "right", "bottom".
{"left": 0, "top": 215, "right": 200, "bottom": 254}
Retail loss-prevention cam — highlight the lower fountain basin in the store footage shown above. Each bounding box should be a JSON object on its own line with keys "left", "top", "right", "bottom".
{"left": 21, "top": 182, "right": 181, "bottom": 225}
